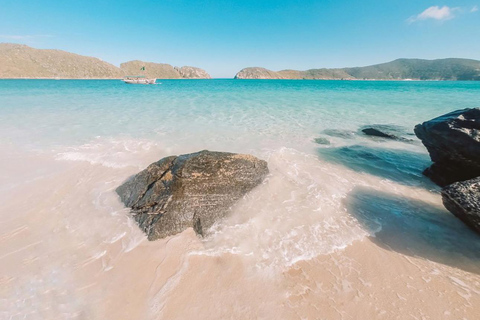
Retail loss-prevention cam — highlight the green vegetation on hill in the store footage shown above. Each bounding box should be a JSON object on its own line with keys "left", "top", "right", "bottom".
{"left": 345, "top": 59, "right": 480, "bottom": 80}
{"left": 235, "top": 58, "right": 480, "bottom": 80}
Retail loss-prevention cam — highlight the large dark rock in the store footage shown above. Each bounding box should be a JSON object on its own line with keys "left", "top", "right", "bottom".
{"left": 361, "top": 124, "right": 413, "bottom": 142}
{"left": 442, "top": 177, "right": 480, "bottom": 235}
{"left": 116, "top": 150, "right": 269, "bottom": 240}
{"left": 414, "top": 108, "right": 480, "bottom": 186}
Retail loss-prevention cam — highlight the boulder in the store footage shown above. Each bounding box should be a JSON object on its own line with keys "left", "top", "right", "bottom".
{"left": 361, "top": 124, "right": 413, "bottom": 142}
{"left": 414, "top": 108, "right": 480, "bottom": 186}
{"left": 442, "top": 177, "right": 480, "bottom": 234}
{"left": 116, "top": 150, "right": 269, "bottom": 240}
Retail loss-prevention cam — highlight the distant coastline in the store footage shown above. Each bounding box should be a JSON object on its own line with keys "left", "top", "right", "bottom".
{"left": 234, "top": 59, "right": 480, "bottom": 81}
{"left": 0, "top": 43, "right": 211, "bottom": 80}
{"left": 1, "top": 43, "right": 480, "bottom": 80}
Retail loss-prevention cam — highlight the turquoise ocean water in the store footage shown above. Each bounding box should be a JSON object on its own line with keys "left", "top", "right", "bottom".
{"left": 2, "top": 78, "right": 480, "bottom": 263}
{"left": 1, "top": 79, "right": 480, "bottom": 319}
{"left": 1, "top": 79, "right": 479, "bottom": 151}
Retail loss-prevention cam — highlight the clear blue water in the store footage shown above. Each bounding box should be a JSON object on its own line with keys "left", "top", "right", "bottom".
{"left": 1, "top": 79, "right": 479, "bottom": 151}
{"left": 3, "top": 78, "right": 479, "bottom": 257}
{"left": 2, "top": 79, "right": 480, "bottom": 319}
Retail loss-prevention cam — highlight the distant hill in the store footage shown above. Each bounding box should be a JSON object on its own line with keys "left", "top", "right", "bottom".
{"left": 0, "top": 43, "right": 123, "bottom": 79}
{"left": 120, "top": 60, "right": 211, "bottom": 79}
{"left": 235, "top": 58, "right": 480, "bottom": 80}
{"left": 0, "top": 43, "right": 211, "bottom": 79}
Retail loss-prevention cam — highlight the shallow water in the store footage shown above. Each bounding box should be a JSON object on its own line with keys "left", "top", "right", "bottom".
{"left": 1, "top": 79, "right": 480, "bottom": 319}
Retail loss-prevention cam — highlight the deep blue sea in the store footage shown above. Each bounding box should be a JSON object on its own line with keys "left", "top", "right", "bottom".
{"left": 1, "top": 79, "right": 480, "bottom": 319}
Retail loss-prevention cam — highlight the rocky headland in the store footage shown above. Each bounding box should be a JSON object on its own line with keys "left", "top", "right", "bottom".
{"left": 116, "top": 150, "right": 268, "bottom": 240}
{"left": 174, "top": 66, "right": 211, "bottom": 79}
{"left": 0, "top": 43, "right": 211, "bottom": 79}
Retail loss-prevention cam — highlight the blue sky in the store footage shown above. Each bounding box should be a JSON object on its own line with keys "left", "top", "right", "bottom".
{"left": 0, "top": 0, "right": 479, "bottom": 77}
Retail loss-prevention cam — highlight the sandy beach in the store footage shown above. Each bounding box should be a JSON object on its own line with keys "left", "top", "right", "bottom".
{"left": 2, "top": 127, "right": 480, "bottom": 319}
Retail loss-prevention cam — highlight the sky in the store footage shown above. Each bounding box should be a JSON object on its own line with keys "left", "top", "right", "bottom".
{"left": 0, "top": 0, "right": 479, "bottom": 77}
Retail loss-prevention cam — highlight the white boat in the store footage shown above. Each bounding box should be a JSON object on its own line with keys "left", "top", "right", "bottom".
{"left": 123, "top": 76, "right": 156, "bottom": 84}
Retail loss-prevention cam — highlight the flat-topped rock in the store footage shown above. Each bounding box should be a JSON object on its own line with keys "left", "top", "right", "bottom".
{"left": 361, "top": 124, "right": 414, "bottom": 142}
{"left": 442, "top": 177, "right": 480, "bottom": 235}
{"left": 414, "top": 108, "right": 480, "bottom": 186}
{"left": 116, "top": 150, "right": 269, "bottom": 240}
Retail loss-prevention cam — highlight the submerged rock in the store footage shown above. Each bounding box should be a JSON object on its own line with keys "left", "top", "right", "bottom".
{"left": 442, "top": 177, "right": 480, "bottom": 235}
{"left": 322, "top": 129, "right": 356, "bottom": 139}
{"left": 414, "top": 108, "right": 480, "bottom": 186}
{"left": 313, "top": 137, "right": 330, "bottom": 145}
{"left": 116, "top": 150, "right": 269, "bottom": 240}
{"left": 361, "top": 124, "right": 413, "bottom": 142}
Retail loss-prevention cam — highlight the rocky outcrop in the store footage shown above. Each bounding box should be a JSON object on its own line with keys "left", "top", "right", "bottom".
{"left": 174, "top": 66, "right": 211, "bottom": 79}
{"left": 121, "top": 61, "right": 212, "bottom": 79}
{"left": 234, "top": 67, "right": 285, "bottom": 79}
{"left": 361, "top": 124, "right": 413, "bottom": 142}
{"left": 116, "top": 150, "right": 268, "bottom": 240}
{"left": 414, "top": 108, "right": 480, "bottom": 186}
{"left": 442, "top": 177, "right": 480, "bottom": 234}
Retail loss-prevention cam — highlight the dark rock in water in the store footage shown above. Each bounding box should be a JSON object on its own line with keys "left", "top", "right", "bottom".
{"left": 361, "top": 124, "right": 413, "bottom": 142}
{"left": 322, "top": 129, "right": 356, "bottom": 139}
{"left": 116, "top": 150, "right": 269, "bottom": 240}
{"left": 414, "top": 108, "right": 480, "bottom": 186}
{"left": 313, "top": 137, "right": 330, "bottom": 145}
{"left": 442, "top": 177, "right": 480, "bottom": 235}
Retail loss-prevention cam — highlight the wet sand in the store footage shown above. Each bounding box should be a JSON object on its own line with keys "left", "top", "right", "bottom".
{"left": 2, "top": 145, "right": 480, "bottom": 320}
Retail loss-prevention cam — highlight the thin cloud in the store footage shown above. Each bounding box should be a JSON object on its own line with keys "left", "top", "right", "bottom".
{"left": 471, "top": 5, "right": 479, "bottom": 13}
{"left": 407, "top": 6, "right": 459, "bottom": 23}
{"left": 0, "top": 34, "right": 54, "bottom": 40}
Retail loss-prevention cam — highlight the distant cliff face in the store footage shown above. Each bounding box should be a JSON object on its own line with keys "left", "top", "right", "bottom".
{"left": 120, "top": 61, "right": 211, "bottom": 79}
{"left": 235, "top": 59, "right": 480, "bottom": 80}
{"left": 0, "top": 43, "right": 212, "bottom": 79}
{"left": 234, "top": 67, "right": 285, "bottom": 79}
{"left": 174, "top": 66, "right": 211, "bottom": 79}
{"left": 0, "top": 43, "right": 123, "bottom": 79}
{"left": 120, "top": 60, "right": 181, "bottom": 79}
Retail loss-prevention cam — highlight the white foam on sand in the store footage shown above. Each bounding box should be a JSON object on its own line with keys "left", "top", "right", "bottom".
{"left": 55, "top": 137, "right": 172, "bottom": 169}
{"left": 193, "top": 147, "right": 439, "bottom": 269}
